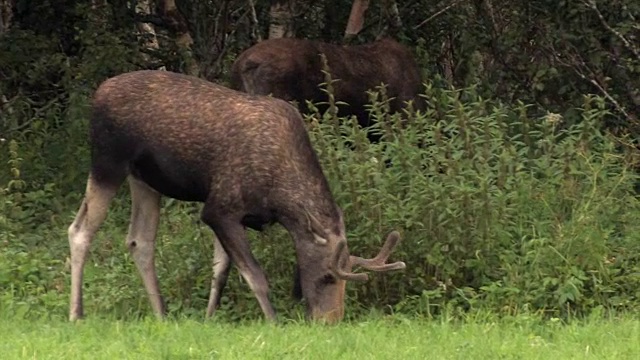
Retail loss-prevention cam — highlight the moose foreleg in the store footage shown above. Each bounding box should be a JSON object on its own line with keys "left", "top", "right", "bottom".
{"left": 201, "top": 206, "right": 277, "bottom": 321}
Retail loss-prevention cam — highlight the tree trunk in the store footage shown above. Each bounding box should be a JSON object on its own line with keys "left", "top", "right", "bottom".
{"left": 269, "top": 0, "right": 295, "bottom": 39}
{"left": 380, "top": 0, "right": 401, "bottom": 38}
{"left": 0, "top": 0, "right": 14, "bottom": 33}
{"left": 0, "top": 0, "right": 14, "bottom": 119}
{"left": 159, "top": 0, "right": 199, "bottom": 76}
{"left": 136, "top": 0, "right": 164, "bottom": 70}
{"left": 440, "top": 35, "right": 455, "bottom": 84}
{"left": 248, "top": 0, "right": 263, "bottom": 42}
{"left": 344, "top": 0, "right": 369, "bottom": 41}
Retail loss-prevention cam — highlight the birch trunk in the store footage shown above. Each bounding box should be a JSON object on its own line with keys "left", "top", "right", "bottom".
{"left": 248, "top": 0, "right": 263, "bottom": 42}
{"left": 160, "top": 0, "right": 199, "bottom": 76}
{"left": 269, "top": 0, "right": 295, "bottom": 39}
{"left": 136, "top": 0, "right": 164, "bottom": 70}
{"left": 0, "top": 0, "right": 13, "bottom": 33}
{"left": 344, "top": 0, "right": 369, "bottom": 41}
{"left": 380, "top": 0, "right": 401, "bottom": 38}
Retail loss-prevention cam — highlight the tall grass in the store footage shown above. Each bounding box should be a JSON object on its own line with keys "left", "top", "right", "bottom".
{"left": 2, "top": 313, "right": 640, "bottom": 359}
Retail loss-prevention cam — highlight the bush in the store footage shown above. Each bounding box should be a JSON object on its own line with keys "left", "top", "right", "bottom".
{"left": 306, "top": 85, "right": 640, "bottom": 318}
{"left": 1, "top": 82, "right": 639, "bottom": 321}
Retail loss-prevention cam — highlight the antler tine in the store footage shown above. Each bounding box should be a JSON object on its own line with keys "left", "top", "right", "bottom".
{"left": 351, "top": 261, "right": 406, "bottom": 272}
{"left": 330, "top": 241, "right": 369, "bottom": 282}
{"left": 330, "top": 231, "right": 406, "bottom": 282}
{"left": 350, "top": 231, "right": 406, "bottom": 271}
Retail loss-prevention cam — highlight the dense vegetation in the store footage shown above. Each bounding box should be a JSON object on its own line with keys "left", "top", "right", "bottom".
{"left": 1, "top": 0, "right": 640, "bottom": 321}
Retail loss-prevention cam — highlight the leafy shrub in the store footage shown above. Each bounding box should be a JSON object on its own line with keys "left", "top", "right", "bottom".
{"left": 305, "top": 85, "right": 640, "bottom": 318}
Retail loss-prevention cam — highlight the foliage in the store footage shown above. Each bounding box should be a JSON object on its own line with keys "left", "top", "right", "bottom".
{"left": 3, "top": 1, "right": 639, "bottom": 136}
{"left": 305, "top": 85, "right": 640, "bottom": 318}
{"left": 2, "top": 82, "right": 640, "bottom": 320}
{"left": 399, "top": 0, "right": 640, "bottom": 132}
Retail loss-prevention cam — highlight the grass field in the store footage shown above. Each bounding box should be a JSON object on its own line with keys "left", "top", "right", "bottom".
{"left": 2, "top": 314, "right": 639, "bottom": 359}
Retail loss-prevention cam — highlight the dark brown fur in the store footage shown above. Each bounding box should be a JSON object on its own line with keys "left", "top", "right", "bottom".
{"left": 230, "top": 37, "right": 424, "bottom": 135}
{"left": 90, "top": 71, "right": 337, "bottom": 220}
{"left": 68, "top": 70, "right": 403, "bottom": 323}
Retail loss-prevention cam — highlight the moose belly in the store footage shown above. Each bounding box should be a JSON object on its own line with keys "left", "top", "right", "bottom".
{"left": 241, "top": 213, "right": 277, "bottom": 231}
{"left": 130, "top": 150, "right": 209, "bottom": 202}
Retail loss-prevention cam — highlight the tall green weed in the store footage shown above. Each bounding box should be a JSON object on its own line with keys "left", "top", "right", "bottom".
{"left": 305, "top": 85, "right": 640, "bottom": 318}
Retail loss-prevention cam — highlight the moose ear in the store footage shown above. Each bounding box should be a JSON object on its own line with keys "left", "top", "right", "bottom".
{"left": 305, "top": 209, "right": 329, "bottom": 245}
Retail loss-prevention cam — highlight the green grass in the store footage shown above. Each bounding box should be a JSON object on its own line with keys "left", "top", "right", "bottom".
{"left": 2, "top": 314, "right": 639, "bottom": 359}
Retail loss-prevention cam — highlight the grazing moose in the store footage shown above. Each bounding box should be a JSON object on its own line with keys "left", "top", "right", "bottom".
{"left": 230, "top": 37, "right": 424, "bottom": 140}
{"left": 67, "top": 70, "right": 406, "bottom": 323}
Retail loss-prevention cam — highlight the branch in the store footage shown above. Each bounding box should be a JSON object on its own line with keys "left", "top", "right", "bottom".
{"left": 413, "top": 0, "right": 463, "bottom": 30}
{"left": 551, "top": 43, "right": 635, "bottom": 123}
{"left": 582, "top": 0, "right": 640, "bottom": 62}
{"left": 5, "top": 96, "right": 60, "bottom": 133}
{"left": 247, "top": 0, "right": 262, "bottom": 42}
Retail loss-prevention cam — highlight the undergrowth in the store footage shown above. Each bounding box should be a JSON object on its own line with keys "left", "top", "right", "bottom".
{"left": 1, "top": 81, "right": 639, "bottom": 321}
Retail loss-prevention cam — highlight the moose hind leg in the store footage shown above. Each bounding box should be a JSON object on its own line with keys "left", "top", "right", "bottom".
{"left": 201, "top": 207, "right": 276, "bottom": 321}
{"left": 68, "top": 176, "right": 120, "bottom": 321}
{"left": 126, "top": 177, "right": 164, "bottom": 318}
{"left": 206, "top": 235, "right": 231, "bottom": 318}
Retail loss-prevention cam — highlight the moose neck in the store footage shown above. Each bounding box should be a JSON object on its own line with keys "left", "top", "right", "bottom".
{"left": 279, "top": 126, "right": 342, "bottom": 233}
